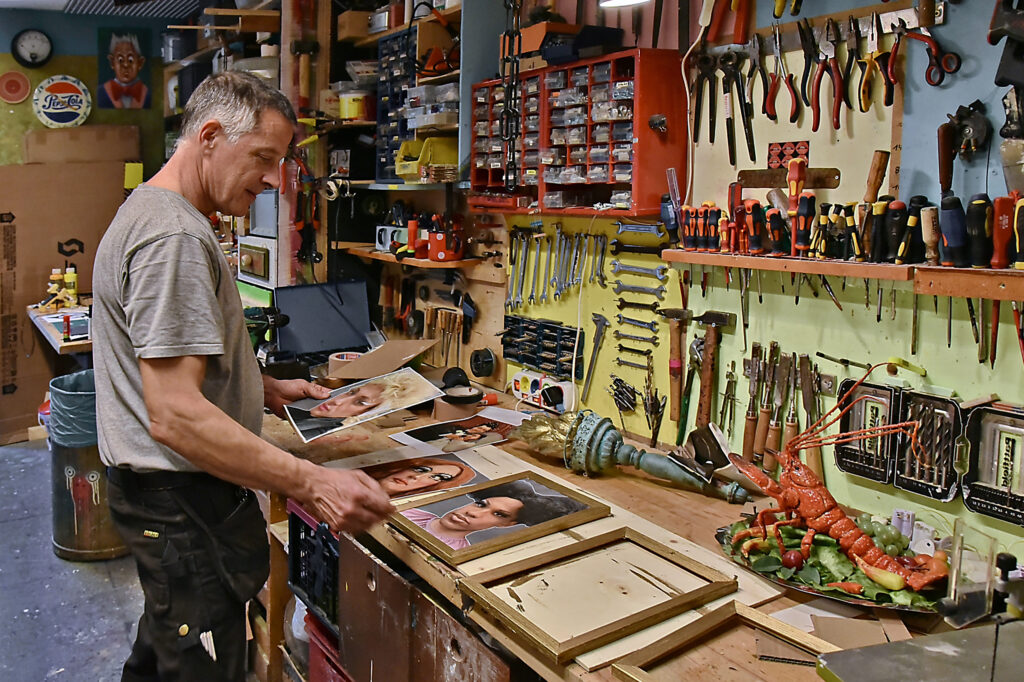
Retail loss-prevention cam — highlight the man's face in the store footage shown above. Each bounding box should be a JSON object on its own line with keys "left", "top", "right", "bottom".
{"left": 436, "top": 497, "right": 522, "bottom": 533}
{"left": 109, "top": 41, "right": 144, "bottom": 84}
{"left": 310, "top": 384, "right": 385, "bottom": 418}
{"left": 204, "top": 110, "right": 293, "bottom": 217}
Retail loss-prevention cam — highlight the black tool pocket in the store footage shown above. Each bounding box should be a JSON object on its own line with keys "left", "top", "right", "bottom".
{"left": 207, "top": 491, "right": 270, "bottom": 604}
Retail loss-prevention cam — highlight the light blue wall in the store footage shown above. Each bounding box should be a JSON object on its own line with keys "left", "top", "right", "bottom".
{"left": 0, "top": 8, "right": 176, "bottom": 57}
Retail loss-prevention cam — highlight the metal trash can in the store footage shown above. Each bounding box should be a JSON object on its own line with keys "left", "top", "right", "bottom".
{"left": 48, "top": 370, "right": 127, "bottom": 560}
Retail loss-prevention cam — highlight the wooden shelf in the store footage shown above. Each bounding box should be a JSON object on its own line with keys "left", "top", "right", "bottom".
{"left": 368, "top": 182, "right": 450, "bottom": 191}
{"left": 269, "top": 520, "right": 289, "bottom": 552}
{"left": 414, "top": 123, "right": 459, "bottom": 135}
{"left": 660, "top": 250, "right": 915, "bottom": 281}
{"left": 336, "top": 119, "right": 376, "bottom": 127}
{"left": 913, "top": 266, "right": 1024, "bottom": 301}
{"left": 353, "top": 5, "right": 461, "bottom": 47}
{"left": 418, "top": 69, "right": 460, "bottom": 85}
{"left": 336, "top": 241, "right": 482, "bottom": 269}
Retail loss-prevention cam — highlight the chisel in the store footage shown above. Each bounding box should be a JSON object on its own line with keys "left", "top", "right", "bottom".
{"left": 799, "top": 354, "right": 825, "bottom": 481}
{"left": 753, "top": 342, "right": 779, "bottom": 467}
{"left": 742, "top": 343, "right": 762, "bottom": 463}
{"left": 764, "top": 353, "right": 792, "bottom": 475}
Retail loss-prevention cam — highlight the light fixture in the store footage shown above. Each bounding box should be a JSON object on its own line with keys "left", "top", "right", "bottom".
{"left": 599, "top": 0, "right": 651, "bottom": 7}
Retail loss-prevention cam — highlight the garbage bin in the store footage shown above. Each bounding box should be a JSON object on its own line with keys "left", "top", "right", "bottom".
{"left": 48, "top": 370, "right": 127, "bottom": 561}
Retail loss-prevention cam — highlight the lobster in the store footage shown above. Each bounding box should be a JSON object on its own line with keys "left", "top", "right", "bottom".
{"left": 727, "top": 365, "right": 948, "bottom": 592}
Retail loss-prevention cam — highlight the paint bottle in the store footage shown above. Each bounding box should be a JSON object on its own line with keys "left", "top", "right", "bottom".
{"left": 63, "top": 266, "right": 78, "bottom": 306}
{"left": 47, "top": 268, "right": 63, "bottom": 295}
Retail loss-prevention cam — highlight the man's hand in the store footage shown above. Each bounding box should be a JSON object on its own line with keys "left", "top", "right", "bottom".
{"left": 262, "top": 375, "right": 331, "bottom": 418}
{"left": 302, "top": 468, "right": 395, "bottom": 534}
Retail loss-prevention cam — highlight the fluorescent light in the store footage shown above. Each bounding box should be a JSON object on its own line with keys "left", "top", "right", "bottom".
{"left": 599, "top": 0, "right": 651, "bottom": 7}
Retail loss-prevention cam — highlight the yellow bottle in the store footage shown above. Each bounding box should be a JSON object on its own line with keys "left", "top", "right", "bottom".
{"left": 63, "top": 266, "right": 78, "bottom": 307}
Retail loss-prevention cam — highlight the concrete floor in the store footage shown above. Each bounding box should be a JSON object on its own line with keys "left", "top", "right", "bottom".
{"left": 0, "top": 439, "right": 142, "bottom": 681}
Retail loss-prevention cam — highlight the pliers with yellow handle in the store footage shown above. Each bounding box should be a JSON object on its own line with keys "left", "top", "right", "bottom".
{"left": 857, "top": 12, "right": 895, "bottom": 113}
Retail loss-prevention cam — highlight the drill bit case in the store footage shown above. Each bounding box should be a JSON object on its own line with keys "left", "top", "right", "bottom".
{"left": 962, "top": 405, "right": 1024, "bottom": 526}
{"left": 833, "top": 380, "right": 899, "bottom": 484}
{"left": 893, "top": 391, "right": 962, "bottom": 502}
{"left": 501, "top": 315, "right": 585, "bottom": 381}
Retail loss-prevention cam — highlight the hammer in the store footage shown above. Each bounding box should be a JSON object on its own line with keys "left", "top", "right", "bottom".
{"left": 291, "top": 39, "right": 319, "bottom": 107}
{"left": 691, "top": 311, "right": 736, "bottom": 429}
{"left": 656, "top": 308, "right": 693, "bottom": 423}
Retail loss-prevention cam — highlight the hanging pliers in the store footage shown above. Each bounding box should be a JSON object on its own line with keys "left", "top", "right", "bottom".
{"left": 766, "top": 22, "right": 799, "bottom": 123}
{"left": 857, "top": 12, "right": 894, "bottom": 111}
{"left": 888, "top": 17, "right": 961, "bottom": 87}
{"left": 811, "top": 18, "right": 844, "bottom": 132}
{"left": 841, "top": 16, "right": 862, "bottom": 111}
{"left": 690, "top": 45, "right": 719, "bottom": 144}
{"left": 745, "top": 33, "right": 770, "bottom": 119}
{"left": 797, "top": 18, "right": 817, "bottom": 106}
{"left": 719, "top": 51, "right": 756, "bottom": 165}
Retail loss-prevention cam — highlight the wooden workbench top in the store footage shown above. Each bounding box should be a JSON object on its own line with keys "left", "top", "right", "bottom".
{"left": 260, "top": 400, "right": 846, "bottom": 681}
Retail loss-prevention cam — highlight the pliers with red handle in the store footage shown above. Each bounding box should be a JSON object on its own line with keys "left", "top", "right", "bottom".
{"left": 766, "top": 22, "right": 799, "bottom": 123}
{"left": 888, "top": 18, "right": 961, "bottom": 87}
{"left": 811, "top": 18, "right": 844, "bottom": 132}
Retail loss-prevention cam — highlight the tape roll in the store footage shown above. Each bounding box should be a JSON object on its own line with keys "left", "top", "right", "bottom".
{"left": 442, "top": 385, "right": 483, "bottom": 405}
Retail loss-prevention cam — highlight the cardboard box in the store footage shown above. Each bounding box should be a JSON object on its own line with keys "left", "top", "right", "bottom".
{"left": 0, "top": 161, "right": 128, "bottom": 443}
{"left": 337, "top": 10, "right": 372, "bottom": 40}
{"left": 23, "top": 125, "right": 141, "bottom": 164}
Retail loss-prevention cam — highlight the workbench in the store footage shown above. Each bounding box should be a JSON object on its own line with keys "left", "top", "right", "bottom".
{"left": 25, "top": 304, "right": 92, "bottom": 356}
{"left": 256, "top": 400, "right": 851, "bottom": 682}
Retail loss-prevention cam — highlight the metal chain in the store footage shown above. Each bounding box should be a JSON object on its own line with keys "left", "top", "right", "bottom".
{"left": 499, "top": 0, "right": 523, "bottom": 191}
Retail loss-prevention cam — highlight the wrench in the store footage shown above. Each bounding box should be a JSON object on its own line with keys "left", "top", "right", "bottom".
{"left": 617, "top": 343, "right": 652, "bottom": 357}
{"left": 529, "top": 234, "right": 541, "bottom": 304}
{"left": 540, "top": 235, "right": 551, "bottom": 303}
{"left": 581, "top": 313, "right": 610, "bottom": 402}
{"left": 505, "top": 232, "right": 518, "bottom": 309}
{"left": 614, "top": 330, "right": 659, "bottom": 345}
{"left": 616, "top": 357, "right": 650, "bottom": 370}
{"left": 616, "top": 314, "right": 659, "bottom": 333}
{"left": 609, "top": 239, "right": 667, "bottom": 255}
{"left": 616, "top": 298, "right": 660, "bottom": 313}
{"left": 596, "top": 235, "right": 608, "bottom": 287}
{"left": 588, "top": 235, "right": 598, "bottom": 284}
{"left": 615, "top": 221, "right": 666, "bottom": 238}
{"left": 613, "top": 280, "right": 666, "bottom": 299}
{"left": 610, "top": 260, "right": 669, "bottom": 281}
{"left": 513, "top": 233, "right": 528, "bottom": 309}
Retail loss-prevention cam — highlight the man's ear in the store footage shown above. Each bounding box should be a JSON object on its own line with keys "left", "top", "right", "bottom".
{"left": 197, "top": 120, "right": 223, "bottom": 150}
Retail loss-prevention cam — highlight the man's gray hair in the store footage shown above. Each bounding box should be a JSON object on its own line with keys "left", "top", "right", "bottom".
{"left": 179, "top": 71, "right": 296, "bottom": 144}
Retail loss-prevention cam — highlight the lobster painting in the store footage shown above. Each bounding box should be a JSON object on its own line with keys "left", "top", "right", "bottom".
{"left": 728, "top": 365, "right": 949, "bottom": 592}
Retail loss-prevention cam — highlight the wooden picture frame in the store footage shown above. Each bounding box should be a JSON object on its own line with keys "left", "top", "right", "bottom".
{"left": 611, "top": 600, "right": 840, "bottom": 681}
{"left": 388, "top": 471, "right": 610, "bottom": 564}
{"left": 458, "top": 527, "right": 739, "bottom": 665}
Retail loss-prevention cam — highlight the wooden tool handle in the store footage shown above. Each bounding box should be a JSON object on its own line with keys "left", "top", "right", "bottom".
{"left": 696, "top": 325, "right": 720, "bottom": 428}
{"left": 766, "top": 421, "right": 783, "bottom": 454}
{"left": 863, "top": 150, "right": 890, "bottom": 204}
{"left": 743, "top": 414, "right": 758, "bottom": 462}
{"left": 753, "top": 407, "right": 771, "bottom": 456}
{"left": 669, "top": 319, "right": 683, "bottom": 422}
{"left": 804, "top": 445, "right": 825, "bottom": 481}
{"left": 763, "top": 449, "right": 778, "bottom": 475}
{"left": 298, "top": 53, "right": 311, "bottom": 101}
{"left": 921, "top": 205, "right": 940, "bottom": 265}
{"left": 938, "top": 122, "right": 955, "bottom": 195}
{"left": 782, "top": 418, "right": 799, "bottom": 453}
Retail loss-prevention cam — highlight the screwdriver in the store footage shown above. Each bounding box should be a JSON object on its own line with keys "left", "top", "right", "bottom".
{"left": 966, "top": 194, "right": 993, "bottom": 268}
{"left": 696, "top": 205, "right": 710, "bottom": 252}
{"left": 921, "top": 204, "right": 941, "bottom": 313}
{"left": 811, "top": 202, "right": 831, "bottom": 259}
{"left": 788, "top": 159, "right": 807, "bottom": 259}
{"left": 661, "top": 193, "right": 680, "bottom": 244}
{"left": 939, "top": 196, "right": 969, "bottom": 267}
{"left": 992, "top": 194, "right": 1016, "bottom": 269}
{"left": 767, "top": 208, "right": 787, "bottom": 256}
{"left": 898, "top": 195, "right": 929, "bottom": 265}
{"left": 885, "top": 200, "right": 908, "bottom": 263}
{"left": 794, "top": 191, "right": 815, "bottom": 254}
{"left": 870, "top": 198, "right": 890, "bottom": 263}
{"left": 681, "top": 205, "right": 697, "bottom": 251}
{"left": 745, "top": 199, "right": 766, "bottom": 255}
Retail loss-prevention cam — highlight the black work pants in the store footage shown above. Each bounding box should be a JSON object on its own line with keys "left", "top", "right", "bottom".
{"left": 107, "top": 468, "right": 270, "bottom": 682}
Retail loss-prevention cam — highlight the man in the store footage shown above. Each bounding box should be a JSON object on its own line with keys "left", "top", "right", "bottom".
{"left": 98, "top": 33, "right": 150, "bottom": 109}
{"left": 92, "top": 72, "right": 393, "bottom": 682}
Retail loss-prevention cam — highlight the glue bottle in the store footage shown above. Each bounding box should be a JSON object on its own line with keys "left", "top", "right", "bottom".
{"left": 63, "top": 266, "right": 78, "bottom": 306}
{"left": 47, "top": 268, "right": 63, "bottom": 293}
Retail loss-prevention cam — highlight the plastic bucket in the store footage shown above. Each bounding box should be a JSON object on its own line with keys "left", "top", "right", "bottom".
{"left": 48, "top": 370, "right": 127, "bottom": 560}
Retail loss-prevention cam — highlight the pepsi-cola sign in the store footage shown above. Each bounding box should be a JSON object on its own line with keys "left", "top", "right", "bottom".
{"left": 32, "top": 75, "right": 91, "bottom": 128}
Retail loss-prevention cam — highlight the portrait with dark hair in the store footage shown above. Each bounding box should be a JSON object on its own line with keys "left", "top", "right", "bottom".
{"left": 389, "top": 472, "right": 610, "bottom": 563}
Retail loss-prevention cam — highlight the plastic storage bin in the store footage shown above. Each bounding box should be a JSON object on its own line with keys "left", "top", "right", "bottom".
{"left": 394, "top": 136, "right": 458, "bottom": 182}
{"left": 289, "top": 499, "right": 339, "bottom": 633}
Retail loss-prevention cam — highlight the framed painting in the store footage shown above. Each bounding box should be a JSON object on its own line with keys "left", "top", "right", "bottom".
{"left": 459, "top": 528, "right": 739, "bottom": 665}
{"left": 388, "top": 471, "right": 610, "bottom": 564}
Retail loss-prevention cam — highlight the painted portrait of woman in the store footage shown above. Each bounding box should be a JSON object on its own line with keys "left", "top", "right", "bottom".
{"left": 360, "top": 456, "right": 480, "bottom": 500}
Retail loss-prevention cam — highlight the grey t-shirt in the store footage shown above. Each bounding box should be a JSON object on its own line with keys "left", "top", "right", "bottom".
{"left": 92, "top": 184, "right": 263, "bottom": 472}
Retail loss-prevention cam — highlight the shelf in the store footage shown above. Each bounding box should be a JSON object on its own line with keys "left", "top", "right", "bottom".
{"left": 269, "top": 520, "right": 289, "bottom": 551}
{"left": 169, "top": 9, "right": 279, "bottom": 34}
{"left": 162, "top": 44, "right": 220, "bottom": 74}
{"left": 913, "top": 266, "right": 1024, "bottom": 301}
{"left": 414, "top": 123, "right": 460, "bottom": 135}
{"left": 336, "top": 241, "right": 482, "bottom": 270}
{"left": 336, "top": 119, "right": 376, "bottom": 127}
{"left": 353, "top": 5, "right": 461, "bottom": 48}
{"left": 368, "top": 182, "right": 450, "bottom": 191}
{"left": 660, "top": 250, "right": 915, "bottom": 281}
{"left": 418, "top": 69, "right": 460, "bottom": 85}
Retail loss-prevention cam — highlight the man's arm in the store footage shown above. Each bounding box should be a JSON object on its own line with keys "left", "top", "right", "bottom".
{"left": 139, "top": 355, "right": 394, "bottom": 532}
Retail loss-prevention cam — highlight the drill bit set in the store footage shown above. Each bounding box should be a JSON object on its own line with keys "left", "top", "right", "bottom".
{"left": 963, "top": 405, "right": 1024, "bottom": 526}
{"left": 500, "top": 315, "right": 584, "bottom": 381}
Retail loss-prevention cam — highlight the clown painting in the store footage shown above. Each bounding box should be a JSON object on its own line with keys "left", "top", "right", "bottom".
{"left": 97, "top": 29, "right": 151, "bottom": 109}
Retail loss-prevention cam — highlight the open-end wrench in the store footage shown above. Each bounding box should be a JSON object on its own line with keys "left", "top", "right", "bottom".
{"left": 615, "top": 221, "right": 666, "bottom": 238}
{"left": 550, "top": 226, "right": 562, "bottom": 294}
{"left": 554, "top": 234, "right": 566, "bottom": 299}
{"left": 613, "top": 280, "right": 666, "bottom": 299}
{"left": 540, "top": 236, "right": 551, "bottom": 303}
{"left": 614, "top": 330, "right": 659, "bottom": 345}
{"left": 616, "top": 314, "right": 659, "bottom": 333}
{"left": 616, "top": 298, "right": 660, "bottom": 313}
{"left": 610, "top": 260, "right": 669, "bottom": 281}
{"left": 512, "top": 232, "right": 528, "bottom": 309}
{"left": 528, "top": 234, "right": 541, "bottom": 304}
{"left": 616, "top": 357, "right": 650, "bottom": 370}
{"left": 505, "top": 232, "right": 519, "bottom": 309}
{"left": 596, "top": 235, "right": 608, "bottom": 287}
{"left": 609, "top": 239, "right": 667, "bottom": 255}
{"left": 588, "top": 235, "right": 598, "bottom": 284}
{"left": 617, "top": 343, "right": 652, "bottom": 357}
{"left": 581, "top": 313, "right": 610, "bottom": 402}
